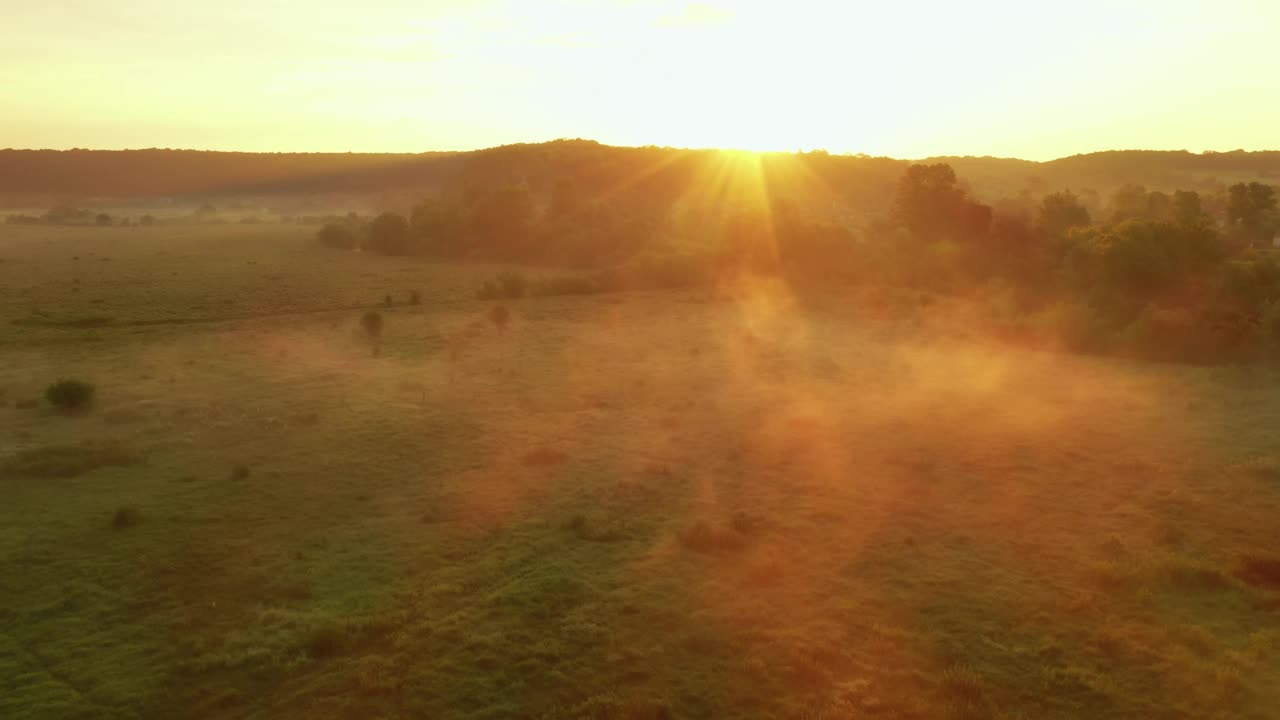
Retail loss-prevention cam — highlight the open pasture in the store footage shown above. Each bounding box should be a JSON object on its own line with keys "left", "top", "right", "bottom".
{"left": 2, "top": 223, "right": 1279, "bottom": 719}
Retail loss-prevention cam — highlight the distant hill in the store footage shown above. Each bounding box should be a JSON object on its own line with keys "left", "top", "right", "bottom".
{"left": 0, "top": 148, "right": 466, "bottom": 199}
{"left": 928, "top": 150, "right": 1280, "bottom": 199}
{"left": 2, "top": 141, "right": 1278, "bottom": 206}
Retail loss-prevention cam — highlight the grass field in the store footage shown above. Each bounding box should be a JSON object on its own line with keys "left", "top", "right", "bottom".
{"left": 2, "top": 223, "right": 1280, "bottom": 719}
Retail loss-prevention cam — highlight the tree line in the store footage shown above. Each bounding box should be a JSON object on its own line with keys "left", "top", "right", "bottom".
{"left": 324, "top": 156, "right": 1279, "bottom": 363}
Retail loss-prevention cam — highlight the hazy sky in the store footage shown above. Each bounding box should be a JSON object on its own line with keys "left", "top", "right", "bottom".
{"left": 3, "top": 0, "right": 1276, "bottom": 159}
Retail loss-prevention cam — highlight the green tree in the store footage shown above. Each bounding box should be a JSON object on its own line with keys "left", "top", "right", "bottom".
{"left": 470, "top": 184, "right": 535, "bottom": 256}
{"left": 547, "top": 177, "right": 581, "bottom": 222}
{"left": 1064, "top": 219, "right": 1220, "bottom": 300}
{"left": 1036, "top": 191, "right": 1091, "bottom": 239}
{"left": 317, "top": 223, "right": 358, "bottom": 249}
{"left": 46, "top": 379, "right": 96, "bottom": 412}
{"left": 1227, "top": 182, "right": 1278, "bottom": 244}
{"left": 1108, "top": 184, "right": 1148, "bottom": 222}
{"left": 889, "top": 163, "right": 992, "bottom": 245}
{"left": 410, "top": 197, "right": 465, "bottom": 255}
{"left": 1145, "top": 191, "right": 1172, "bottom": 222}
{"left": 366, "top": 212, "right": 412, "bottom": 255}
{"left": 891, "top": 163, "right": 967, "bottom": 241}
{"left": 1172, "top": 190, "right": 1207, "bottom": 226}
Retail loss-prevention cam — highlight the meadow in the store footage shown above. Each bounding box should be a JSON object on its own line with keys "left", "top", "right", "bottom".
{"left": 2, "top": 221, "right": 1279, "bottom": 719}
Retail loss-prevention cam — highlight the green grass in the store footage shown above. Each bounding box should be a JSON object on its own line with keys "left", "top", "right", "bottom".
{"left": 1, "top": 222, "right": 1279, "bottom": 719}
{"left": 2, "top": 443, "right": 140, "bottom": 479}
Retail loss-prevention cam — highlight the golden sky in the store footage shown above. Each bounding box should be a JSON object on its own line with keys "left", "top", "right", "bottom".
{"left": 3, "top": 0, "right": 1276, "bottom": 159}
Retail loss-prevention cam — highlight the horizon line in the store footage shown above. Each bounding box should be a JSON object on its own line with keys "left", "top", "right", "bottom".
{"left": 3, "top": 139, "right": 1279, "bottom": 165}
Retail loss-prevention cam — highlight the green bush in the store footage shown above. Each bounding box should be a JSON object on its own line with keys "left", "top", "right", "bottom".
{"left": 113, "top": 506, "right": 143, "bottom": 529}
{"left": 303, "top": 624, "right": 347, "bottom": 659}
{"left": 489, "top": 304, "right": 511, "bottom": 332}
{"left": 45, "top": 379, "right": 96, "bottom": 412}
{"left": 360, "top": 311, "right": 383, "bottom": 339}
{"left": 365, "top": 212, "right": 412, "bottom": 255}
{"left": 316, "top": 223, "right": 358, "bottom": 249}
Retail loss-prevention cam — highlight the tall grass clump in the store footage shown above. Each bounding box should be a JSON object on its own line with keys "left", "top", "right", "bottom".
{"left": 45, "top": 378, "right": 96, "bottom": 412}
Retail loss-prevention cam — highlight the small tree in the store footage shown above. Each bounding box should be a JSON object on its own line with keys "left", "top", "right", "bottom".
{"left": 366, "top": 212, "right": 412, "bottom": 255}
{"left": 361, "top": 311, "right": 384, "bottom": 356}
{"left": 1037, "top": 191, "right": 1092, "bottom": 239}
{"left": 46, "top": 379, "right": 96, "bottom": 412}
{"left": 317, "top": 223, "right": 358, "bottom": 249}
{"left": 489, "top": 304, "right": 510, "bottom": 333}
{"left": 140, "top": 214, "right": 156, "bottom": 227}
{"left": 408, "top": 290, "right": 421, "bottom": 305}
{"left": 95, "top": 213, "right": 112, "bottom": 227}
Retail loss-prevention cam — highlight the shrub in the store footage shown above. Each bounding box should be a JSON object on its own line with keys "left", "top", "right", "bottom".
{"left": 365, "top": 212, "right": 412, "bottom": 255}
{"left": 229, "top": 464, "right": 251, "bottom": 481}
{"left": 303, "top": 623, "right": 346, "bottom": 659}
{"left": 360, "top": 311, "right": 384, "bottom": 356}
{"left": 729, "top": 510, "right": 765, "bottom": 536}
{"left": 2, "top": 443, "right": 140, "bottom": 478}
{"left": 112, "top": 506, "right": 143, "bottom": 529}
{"left": 45, "top": 379, "right": 97, "bottom": 412}
{"left": 489, "top": 304, "right": 511, "bottom": 332}
{"left": 361, "top": 311, "right": 384, "bottom": 339}
{"left": 316, "top": 223, "right": 358, "bottom": 249}
{"left": 408, "top": 290, "right": 421, "bottom": 305}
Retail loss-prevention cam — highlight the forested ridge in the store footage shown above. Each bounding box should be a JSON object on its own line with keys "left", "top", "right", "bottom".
{"left": 3, "top": 141, "right": 1279, "bottom": 200}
